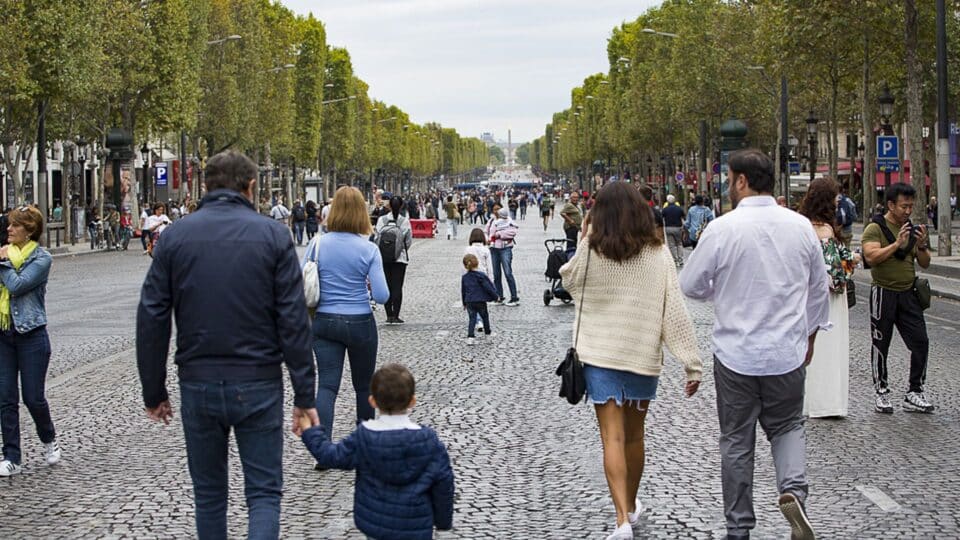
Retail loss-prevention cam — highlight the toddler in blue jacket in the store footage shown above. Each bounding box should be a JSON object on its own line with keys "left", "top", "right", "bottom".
{"left": 461, "top": 253, "right": 498, "bottom": 346}
{"left": 301, "top": 364, "right": 454, "bottom": 540}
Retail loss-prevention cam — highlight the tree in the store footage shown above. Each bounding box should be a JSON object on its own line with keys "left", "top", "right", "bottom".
{"left": 515, "top": 143, "right": 530, "bottom": 165}
{"left": 293, "top": 16, "right": 326, "bottom": 171}
{"left": 488, "top": 145, "right": 505, "bottom": 165}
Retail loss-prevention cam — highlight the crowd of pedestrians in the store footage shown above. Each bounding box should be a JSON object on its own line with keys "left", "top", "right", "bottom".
{"left": 0, "top": 143, "right": 916, "bottom": 539}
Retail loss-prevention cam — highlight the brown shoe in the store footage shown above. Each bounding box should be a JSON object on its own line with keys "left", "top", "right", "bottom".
{"left": 778, "top": 493, "right": 815, "bottom": 540}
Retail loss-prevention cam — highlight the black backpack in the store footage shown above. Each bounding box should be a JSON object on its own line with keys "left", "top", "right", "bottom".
{"left": 377, "top": 219, "right": 405, "bottom": 263}
{"left": 293, "top": 206, "right": 306, "bottom": 222}
{"left": 545, "top": 248, "right": 567, "bottom": 280}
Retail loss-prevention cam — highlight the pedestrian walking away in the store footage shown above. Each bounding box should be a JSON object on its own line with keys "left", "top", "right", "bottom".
{"left": 560, "top": 182, "right": 702, "bottom": 540}
{"left": 486, "top": 208, "right": 520, "bottom": 305}
{"left": 0, "top": 207, "right": 60, "bottom": 477}
{"left": 461, "top": 254, "right": 498, "bottom": 345}
{"left": 662, "top": 194, "right": 685, "bottom": 266}
{"left": 861, "top": 182, "right": 935, "bottom": 414}
{"left": 683, "top": 195, "right": 714, "bottom": 249}
{"left": 680, "top": 149, "right": 829, "bottom": 540}
{"left": 375, "top": 196, "right": 414, "bottom": 324}
{"left": 300, "top": 364, "right": 454, "bottom": 540}
{"left": 799, "top": 177, "right": 858, "bottom": 418}
{"left": 136, "top": 151, "right": 319, "bottom": 539}
{"left": 303, "top": 186, "right": 389, "bottom": 447}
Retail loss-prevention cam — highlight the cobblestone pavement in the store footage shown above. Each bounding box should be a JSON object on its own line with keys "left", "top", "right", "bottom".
{"left": 2, "top": 212, "right": 960, "bottom": 539}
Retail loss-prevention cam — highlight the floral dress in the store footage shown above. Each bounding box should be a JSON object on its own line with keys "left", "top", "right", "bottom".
{"left": 821, "top": 237, "right": 855, "bottom": 293}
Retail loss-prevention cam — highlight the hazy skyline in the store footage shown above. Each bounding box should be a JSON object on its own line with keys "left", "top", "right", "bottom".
{"left": 282, "top": 0, "right": 661, "bottom": 143}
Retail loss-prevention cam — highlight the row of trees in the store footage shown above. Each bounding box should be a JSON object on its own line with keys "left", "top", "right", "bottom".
{"left": 522, "top": 0, "right": 960, "bottom": 220}
{"left": 0, "top": 0, "right": 487, "bottom": 205}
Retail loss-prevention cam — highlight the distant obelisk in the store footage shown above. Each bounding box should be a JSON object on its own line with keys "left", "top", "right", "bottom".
{"left": 507, "top": 129, "right": 513, "bottom": 168}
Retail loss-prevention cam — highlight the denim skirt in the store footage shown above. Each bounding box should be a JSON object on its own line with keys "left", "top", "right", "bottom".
{"left": 583, "top": 364, "right": 659, "bottom": 406}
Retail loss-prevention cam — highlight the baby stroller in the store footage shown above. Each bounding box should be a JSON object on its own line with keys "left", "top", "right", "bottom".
{"left": 543, "top": 238, "right": 574, "bottom": 305}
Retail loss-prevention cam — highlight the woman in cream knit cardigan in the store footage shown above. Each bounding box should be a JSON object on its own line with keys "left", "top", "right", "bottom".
{"left": 559, "top": 182, "right": 702, "bottom": 540}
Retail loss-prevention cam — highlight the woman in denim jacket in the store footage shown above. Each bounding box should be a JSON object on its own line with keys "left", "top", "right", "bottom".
{"left": 0, "top": 206, "right": 60, "bottom": 476}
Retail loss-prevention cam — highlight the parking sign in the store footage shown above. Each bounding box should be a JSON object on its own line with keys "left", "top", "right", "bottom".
{"left": 877, "top": 136, "right": 899, "bottom": 160}
{"left": 155, "top": 163, "right": 168, "bottom": 186}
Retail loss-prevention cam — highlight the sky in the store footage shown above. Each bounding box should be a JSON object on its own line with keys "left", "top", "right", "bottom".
{"left": 282, "top": 0, "right": 661, "bottom": 144}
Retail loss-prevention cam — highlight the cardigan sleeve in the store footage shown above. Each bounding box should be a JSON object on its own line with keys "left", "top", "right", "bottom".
{"left": 659, "top": 247, "right": 703, "bottom": 381}
{"left": 558, "top": 238, "right": 589, "bottom": 299}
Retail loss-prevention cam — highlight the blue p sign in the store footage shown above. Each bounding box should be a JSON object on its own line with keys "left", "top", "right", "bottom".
{"left": 877, "top": 136, "right": 899, "bottom": 160}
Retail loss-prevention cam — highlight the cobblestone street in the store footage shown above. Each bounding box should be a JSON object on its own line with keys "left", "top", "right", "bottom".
{"left": 2, "top": 214, "right": 960, "bottom": 539}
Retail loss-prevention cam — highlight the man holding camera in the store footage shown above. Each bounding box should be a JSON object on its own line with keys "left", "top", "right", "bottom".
{"left": 861, "top": 182, "right": 934, "bottom": 414}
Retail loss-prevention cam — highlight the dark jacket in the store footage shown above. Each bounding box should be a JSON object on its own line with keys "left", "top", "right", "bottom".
{"left": 662, "top": 203, "right": 685, "bottom": 228}
{"left": 461, "top": 270, "right": 498, "bottom": 304}
{"left": 0, "top": 247, "right": 52, "bottom": 333}
{"left": 136, "top": 189, "right": 315, "bottom": 409}
{"left": 302, "top": 423, "right": 455, "bottom": 540}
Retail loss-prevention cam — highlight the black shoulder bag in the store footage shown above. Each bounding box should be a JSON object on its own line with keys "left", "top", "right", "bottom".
{"left": 555, "top": 248, "right": 591, "bottom": 405}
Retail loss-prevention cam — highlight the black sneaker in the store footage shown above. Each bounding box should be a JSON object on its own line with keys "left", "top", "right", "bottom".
{"left": 394, "top": 317, "right": 405, "bottom": 324}
{"left": 778, "top": 493, "right": 815, "bottom": 540}
{"left": 903, "top": 391, "right": 935, "bottom": 413}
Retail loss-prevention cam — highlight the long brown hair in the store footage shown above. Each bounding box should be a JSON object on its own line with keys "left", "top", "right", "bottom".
{"left": 587, "top": 182, "right": 662, "bottom": 262}
{"left": 798, "top": 176, "right": 841, "bottom": 239}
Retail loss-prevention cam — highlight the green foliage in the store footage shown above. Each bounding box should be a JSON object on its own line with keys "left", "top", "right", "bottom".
{"left": 488, "top": 145, "right": 505, "bottom": 165}
{"left": 294, "top": 15, "right": 326, "bottom": 165}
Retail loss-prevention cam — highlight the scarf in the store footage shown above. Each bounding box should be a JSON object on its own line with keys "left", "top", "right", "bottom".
{"left": 0, "top": 240, "right": 38, "bottom": 330}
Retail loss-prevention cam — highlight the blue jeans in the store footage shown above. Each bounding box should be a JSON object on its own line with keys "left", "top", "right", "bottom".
{"left": 0, "top": 327, "right": 55, "bottom": 465}
{"left": 490, "top": 246, "right": 519, "bottom": 302}
{"left": 179, "top": 379, "right": 284, "bottom": 540}
{"left": 293, "top": 221, "right": 304, "bottom": 244}
{"left": 312, "top": 313, "right": 378, "bottom": 441}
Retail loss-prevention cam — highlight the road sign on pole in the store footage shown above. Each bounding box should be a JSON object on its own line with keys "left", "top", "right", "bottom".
{"left": 675, "top": 172, "right": 684, "bottom": 183}
{"left": 876, "top": 135, "right": 900, "bottom": 172}
{"left": 155, "top": 163, "right": 168, "bottom": 186}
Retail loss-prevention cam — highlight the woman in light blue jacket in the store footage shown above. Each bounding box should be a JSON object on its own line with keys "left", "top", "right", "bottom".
{"left": 0, "top": 206, "right": 60, "bottom": 476}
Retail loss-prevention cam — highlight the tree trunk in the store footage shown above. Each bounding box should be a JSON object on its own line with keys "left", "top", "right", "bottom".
{"left": 862, "top": 7, "right": 875, "bottom": 221}
{"left": 905, "top": 0, "right": 927, "bottom": 222}
{"left": 1, "top": 142, "right": 28, "bottom": 206}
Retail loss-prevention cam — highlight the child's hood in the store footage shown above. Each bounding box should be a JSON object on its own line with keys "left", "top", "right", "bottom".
{"left": 356, "top": 426, "right": 440, "bottom": 485}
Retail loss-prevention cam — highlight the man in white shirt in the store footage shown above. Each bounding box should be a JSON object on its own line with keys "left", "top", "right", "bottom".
{"left": 270, "top": 198, "right": 290, "bottom": 225}
{"left": 680, "top": 149, "right": 829, "bottom": 540}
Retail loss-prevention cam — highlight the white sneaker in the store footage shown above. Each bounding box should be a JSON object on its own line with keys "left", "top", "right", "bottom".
{"left": 504, "top": 300, "right": 519, "bottom": 307}
{"left": 44, "top": 441, "right": 61, "bottom": 465}
{"left": 0, "top": 460, "right": 22, "bottom": 477}
{"left": 466, "top": 337, "right": 476, "bottom": 346}
{"left": 605, "top": 522, "right": 633, "bottom": 540}
{"left": 628, "top": 499, "right": 645, "bottom": 526}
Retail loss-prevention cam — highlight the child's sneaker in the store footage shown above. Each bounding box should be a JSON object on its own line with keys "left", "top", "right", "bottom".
{"left": 0, "top": 460, "right": 21, "bottom": 477}
{"left": 45, "top": 441, "right": 61, "bottom": 465}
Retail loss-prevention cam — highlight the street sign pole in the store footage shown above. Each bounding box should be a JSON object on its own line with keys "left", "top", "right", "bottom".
{"left": 936, "top": 0, "right": 952, "bottom": 255}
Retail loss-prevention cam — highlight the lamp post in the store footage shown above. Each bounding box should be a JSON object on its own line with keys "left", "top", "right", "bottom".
{"left": 140, "top": 143, "right": 150, "bottom": 206}
{"left": 719, "top": 119, "right": 748, "bottom": 215}
{"left": 806, "top": 111, "right": 819, "bottom": 182}
{"left": 936, "top": 0, "right": 952, "bottom": 255}
{"left": 878, "top": 84, "right": 895, "bottom": 194}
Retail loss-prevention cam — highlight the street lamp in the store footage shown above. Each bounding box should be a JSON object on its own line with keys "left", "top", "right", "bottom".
{"left": 878, "top": 84, "right": 896, "bottom": 193}
{"left": 206, "top": 35, "right": 242, "bottom": 46}
{"left": 806, "top": 110, "right": 818, "bottom": 182}
{"left": 642, "top": 28, "right": 678, "bottom": 38}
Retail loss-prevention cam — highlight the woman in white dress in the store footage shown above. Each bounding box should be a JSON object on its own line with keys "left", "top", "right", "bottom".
{"left": 798, "top": 177, "right": 858, "bottom": 418}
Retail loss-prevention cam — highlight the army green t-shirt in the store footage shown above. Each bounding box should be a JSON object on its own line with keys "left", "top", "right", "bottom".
{"left": 862, "top": 218, "right": 917, "bottom": 292}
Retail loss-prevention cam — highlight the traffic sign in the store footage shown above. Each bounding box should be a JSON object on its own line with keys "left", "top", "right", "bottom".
{"left": 877, "top": 161, "right": 901, "bottom": 173}
{"left": 155, "top": 163, "right": 168, "bottom": 186}
{"left": 877, "top": 135, "right": 899, "bottom": 160}
{"left": 712, "top": 162, "right": 721, "bottom": 174}
{"left": 788, "top": 162, "right": 801, "bottom": 175}
{"left": 675, "top": 172, "right": 684, "bottom": 183}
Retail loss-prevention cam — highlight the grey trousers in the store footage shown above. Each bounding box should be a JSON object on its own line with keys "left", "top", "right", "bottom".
{"left": 664, "top": 226, "right": 684, "bottom": 262}
{"left": 714, "top": 359, "right": 808, "bottom": 535}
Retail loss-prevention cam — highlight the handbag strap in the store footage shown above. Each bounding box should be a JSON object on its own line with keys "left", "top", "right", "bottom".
{"left": 573, "top": 246, "right": 591, "bottom": 348}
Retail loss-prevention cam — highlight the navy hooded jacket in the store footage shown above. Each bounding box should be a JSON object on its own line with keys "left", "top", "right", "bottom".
{"left": 302, "top": 422, "right": 455, "bottom": 540}
{"left": 136, "top": 189, "right": 316, "bottom": 409}
{"left": 461, "top": 270, "right": 498, "bottom": 304}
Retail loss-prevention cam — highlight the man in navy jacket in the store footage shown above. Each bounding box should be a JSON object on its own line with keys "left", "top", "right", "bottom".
{"left": 137, "top": 150, "right": 318, "bottom": 540}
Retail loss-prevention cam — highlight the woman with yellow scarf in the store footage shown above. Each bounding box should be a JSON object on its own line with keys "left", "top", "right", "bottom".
{"left": 0, "top": 206, "right": 59, "bottom": 477}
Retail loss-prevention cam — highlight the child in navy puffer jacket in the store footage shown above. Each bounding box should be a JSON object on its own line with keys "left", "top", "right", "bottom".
{"left": 301, "top": 364, "right": 454, "bottom": 540}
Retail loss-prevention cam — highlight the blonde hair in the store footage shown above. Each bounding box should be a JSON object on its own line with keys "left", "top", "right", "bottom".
{"left": 462, "top": 253, "right": 479, "bottom": 270}
{"left": 326, "top": 186, "right": 372, "bottom": 235}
